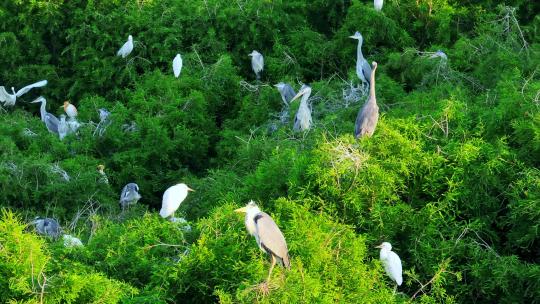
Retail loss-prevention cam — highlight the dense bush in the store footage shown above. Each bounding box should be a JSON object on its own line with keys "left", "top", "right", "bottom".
{"left": 1, "top": 0, "right": 539, "bottom": 303}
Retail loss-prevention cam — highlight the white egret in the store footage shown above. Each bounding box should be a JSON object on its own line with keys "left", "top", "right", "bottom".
{"left": 119, "top": 183, "right": 142, "bottom": 211}
{"left": 32, "top": 217, "right": 61, "bottom": 240}
{"left": 159, "top": 183, "right": 194, "bottom": 219}
{"left": 58, "top": 115, "right": 69, "bottom": 140}
{"left": 31, "top": 96, "right": 60, "bottom": 134}
{"left": 355, "top": 62, "right": 379, "bottom": 138}
{"left": 290, "top": 84, "right": 313, "bottom": 132}
{"left": 248, "top": 50, "right": 264, "bottom": 80}
{"left": 235, "top": 201, "right": 290, "bottom": 293}
{"left": 374, "top": 0, "right": 384, "bottom": 11}
{"left": 117, "top": 35, "right": 134, "bottom": 58}
{"left": 0, "top": 80, "right": 47, "bottom": 107}
{"left": 173, "top": 53, "right": 183, "bottom": 78}
{"left": 63, "top": 234, "right": 84, "bottom": 248}
{"left": 376, "top": 242, "right": 403, "bottom": 290}
{"left": 350, "top": 32, "right": 372, "bottom": 89}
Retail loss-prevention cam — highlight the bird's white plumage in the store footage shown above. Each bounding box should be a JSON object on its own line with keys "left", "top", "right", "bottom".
{"left": 63, "top": 234, "right": 83, "bottom": 248}
{"left": 58, "top": 115, "right": 69, "bottom": 140}
{"left": 0, "top": 80, "right": 47, "bottom": 106}
{"left": 374, "top": 0, "right": 384, "bottom": 11}
{"left": 291, "top": 85, "right": 313, "bottom": 132}
{"left": 117, "top": 35, "right": 134, "bottom": 58}
{"left": 249, "top": 50, "right": 264, "bottom": 79}
{"left": 173, "top": 54, "right": 183, "bottom": 78}
{"left": 160, "top": 183, "right": 192, "bottom": 218}
{"left": 378, "top": 242, "right": 403, "bottom": 286}
{"left": 64, "top": 102, "right": 78, "bottom": 118}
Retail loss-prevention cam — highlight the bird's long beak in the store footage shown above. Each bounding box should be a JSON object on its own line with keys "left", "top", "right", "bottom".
{"left": 349, "top": 35, "right": 356, "bottom": 38}
{"left": 273, "top": 84, "right": 279, "bottom": 87}
{"left": 187, "top": 187, "right": 195, "bottom": 192}
{"left": 291, "top": 91, "right": 303, "bottom": 102}
{"left": 375, "top": 244, "right": 383, "bottom": 249}
{"left": 234, "top": 206, "right": 248, "bottom": 213}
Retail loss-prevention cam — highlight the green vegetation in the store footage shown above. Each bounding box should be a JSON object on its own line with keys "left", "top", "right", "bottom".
{"left": 1, "top": 0, "right": 539, "bottom": 303}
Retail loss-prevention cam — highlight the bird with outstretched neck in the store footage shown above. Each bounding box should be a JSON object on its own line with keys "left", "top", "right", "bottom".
{"left": 354, "top": 61, "right": 379, "bottom": 138}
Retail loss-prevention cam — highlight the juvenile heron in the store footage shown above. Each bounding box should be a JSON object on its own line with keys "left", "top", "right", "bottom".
{"left": 354, "top": 61, "right": 379, "bottom": 138}
{"left": 31, "top": 96, "right": 59, "bottom": 134}
{"left": 291, "top": 84, "right": 313, "bottom": 132}
{"left": 374, "top": 0, "right": 384, "bottom": 11}
{"left": 63, "top": 234, "right": 84, "bottom": 248}
{"left": 376, "top": 242, "right": 403, "bottom": 291}
{"left": 173, "top": 54, "right": 183, "bottom": 78}
{"left": 160, "top": 183, "right": 194, "bottom": 219}
{"left": 117, "top": 35, "right": 134, "bottom": 58}
{"left": 248, "top": 50, "right": 264, "bottom": 80}
{"left": 58, "top": 115, "right": 69, "bottom": 140}
{"left": 430, "top": 50, "right": 448, "bottom": 61}
{"left": 235, "top": 201, "right": 290, "bottom": 291}
{"left": 350, "top": 32, "right": 372, "bottom": 89}
{"left": 32, "top": 217, "right": 61, "bottom": 240}
{"left": 0, "top": 80, "right": 47, "bottom": 107}
{"left": 119, "top": 183, "right": 142, "bottom": 211}
{"left": 274, "top": 82, "right": 296, "bottom": 124}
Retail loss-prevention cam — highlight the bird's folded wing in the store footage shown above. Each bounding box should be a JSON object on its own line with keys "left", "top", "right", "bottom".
{"left": 255, "top": 212, "right": 288, "bottom": 259}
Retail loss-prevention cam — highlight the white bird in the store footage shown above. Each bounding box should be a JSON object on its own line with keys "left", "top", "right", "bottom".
{"left": 173, "top": 54, "right": 183, "bottom": 78}
{"left": 159, "top": 183, "right": 194, "bottom": 219}
{"left": 290, "top": 84, "right": 313, "bottom": 132}
{"left": 63, "top": 234, "right": 84, "bottom": 248}
{"left": 248, "top": 50, "right": 264, "bottom": 80}
{"left": 350, "top": 32, "right": 372, "bottom": 89}
{"left": 31, "top": 96, "right": 60, "bottom": 134}
{"left": 374, "top": 0, "right": 384, "bottom": 11}
{"left": 376, "top": 242, "right": 403, "bottom": 289}
{"left": 117, "top": 35, "right": 134, "bottom": 58}
{"left": 235, "top": 201, "right": 290, "bottom": 291}
{"left": 63, "top": 101, "right": 78, "bottom": 118}
{"left": 0, "top": 80, "right": 47, "bottom": 107}
{"left": 58, "top": 115, "right": 69, "bottom": 140}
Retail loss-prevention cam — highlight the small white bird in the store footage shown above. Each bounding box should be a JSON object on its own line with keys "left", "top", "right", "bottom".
{"left": 159, "top": 183, "right": 194, "bottom": 219}
{"left": 173, "top": 54, "right": 183, "bottom": 78}
{"left": 58, "top": 115, "right": 69, "bottom": 140}
{"left": 117, "top": 35, "right": 134, "bottom": 58}
{"left": 248, "top": 50, "right": 264, "bottom": 80}
{"left": 376, "top": 242, "right": 403, "bottom": 288}
{"left": 374, "top": 0, "right": 384, "bottom": 11}
{"left": 63, "top": 101, "right": 78, "bottom": 119}
{"left": 0, "top": 80, "right": 47, "bottom": 107}
{"left": 63, "top": 234, "right": 84, "bottom": 248}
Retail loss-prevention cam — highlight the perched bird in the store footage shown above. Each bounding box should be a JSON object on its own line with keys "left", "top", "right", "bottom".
{"left": 63, "top": 101, "right": 78, "bottom": 119}
{"left": 58, "top": 115, "right": 69, "bottom": 140}
{"left": 159, "top": 183, "right": 194, "bottom": 219}
{"left": 32, "top": 217, "right": 61, "bottom": 240}
{"left": 97, "top": 164, "right": 109, "bottom": 184}
{"left": 290, "top": 84, "right": 313, "bottom": 132}
{"left": 235, "top": 201, "right": 290, "bottom": 287}
{"left": 354, "top": 62, "right": 379, "bottom": 138}
{"left": 99, "top": 108, "right": 111, "bottom": 122}
{"left": 376, "top": 242, "right": 403, "bottom": 289}
{"left": 119, "top": 183, "right": 142, "bottom": 211}
{"left": 31, "top": 96, "right": 60, "bottom": 134}
{"left": 248, "top": 50, "right": 264, "bottom": 80}
{"left": 350, "top": 32, "right": 372, "bottom": 89}
{"left": 0, "top": 80, "right": 47, "bottom": 107}
{"left": 374, "top": 0, "right": 384, "bottom": 11}
{"left": 63, "top": 234, "right": 84, "bottom": 248}
{"left": 429, "top": 50, "right": 448, "bottom": 61}
{"left": 274, "top": 82, "right": 296, "bottom": 107}
{"left": 94, "top": 108, "right": 112, "bottom": 137}
{"left": 173, "top": 54, "right": 183, "bottom": 78}
{"left": 117, "top": 35, "right": 134, "bottom": 58}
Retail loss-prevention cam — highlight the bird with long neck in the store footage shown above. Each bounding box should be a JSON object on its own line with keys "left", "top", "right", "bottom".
{"left": 291, "top": 84, "right": 313, "bottom": 132}
{"left": 350, "top": 32, "right": 372, "bottom": 89}
{"left": 354, "top": 61, "right": 379, "bottom": 138}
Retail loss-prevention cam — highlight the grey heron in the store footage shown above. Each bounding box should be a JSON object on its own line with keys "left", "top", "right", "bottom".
{"left": 354, "top": 61, "right": 379, "bottom": 138}
{"left": 376, "top": 242, "right": 403, "bottom": 291}
{"left": 159, "top": 183, "right": 194, "bottom": 219}
{"left": 173, "top": 54, "right": 183, "bottom": 78}
{"left": 374, "top": 0, "right": 384, "bottom": 11}
{"left": 430, "top": 50, "right": 448, "bottom": 61}
{"left": 274, "top": 82, "right": 296, "bottom": 124}
{"left": 117, "top": 35, "right": 134, "bottom": 58}
{"left": 31, "top": 96, "right": 60, "bottom": 134}
{"left": 32, "top": 217, "right": 61, "bottom": 240}
{"left": 350, "top": 32, "right": 372, "bottom": 89}
{"left": 235, "top": 201, "right": 290, "bottom": 291}
{"left": 119, "top": 183, "right": 142, "bottom": 211}
{"left": 0, "top": 80, "right": 47, "bottom": 107}
{"left": 290, "top": 84, "right": 313, "bottom": 132}
{"left": 248, "top": 50, "right": 264, "bottom": 80}
{"left": 58, "top": 115, "right": 69, "bottom": 140}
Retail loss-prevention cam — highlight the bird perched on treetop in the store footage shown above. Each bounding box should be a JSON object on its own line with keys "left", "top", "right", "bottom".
{"left": 160, "top": 183, "right": 194, "bottom": 219}
{"left": 248, "top": 50, "right": 264, "bottom": 80}
{"left": 173, "top": 54, "right": 183, "bottom": 78}
{"left": 119, "top": 183, "right": 142, "bottom": 211}
{"left": 32, "top": 217, "right": 62, "bottom": 240}
{"left": 350, "top": 31, "right": 372, "bottom": 89}
{"left": 290, "top": 84, "right": 313, "bottom": 132}
{"left": 117, "top": 35, "right": 134, "bottom": 58}
{"left": 354, "top": 61, "right": 379, "bottom": 138}
{"left": 376, "top": 242, "right": 403, "bottom": 291}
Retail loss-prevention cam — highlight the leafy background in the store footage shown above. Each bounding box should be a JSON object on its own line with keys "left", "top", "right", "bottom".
{"left": 0, "top": 0, "right": 539, "bottom": 303}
